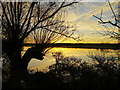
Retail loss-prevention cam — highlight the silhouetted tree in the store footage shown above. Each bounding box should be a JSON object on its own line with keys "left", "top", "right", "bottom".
{"left": 48, "top": 51, "right": 120, "bottom": 89}
{"left": 88, "top": 49, "right": 120, "bottom": 81}
{"left": 26, "top": 3, "right": 80, "bottom": 44}
{"left": 1, "top": 2, "right": 79, "bottom": 88}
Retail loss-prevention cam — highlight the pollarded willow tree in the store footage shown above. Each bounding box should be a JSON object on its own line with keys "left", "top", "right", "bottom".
{"left": 26, "top": 2, "right": 80, "bottom": 45}
{"left": 1, "top": 1, "right": 81, "bottom": 88}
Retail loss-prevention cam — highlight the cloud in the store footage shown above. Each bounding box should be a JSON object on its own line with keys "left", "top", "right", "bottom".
{"left": 67, "top": 2, "right": 118, "bottom": 22}
{"left": 65, "top": 2, "right": 118, "bottom": 43}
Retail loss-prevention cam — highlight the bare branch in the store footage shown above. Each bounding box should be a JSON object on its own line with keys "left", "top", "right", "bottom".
{"left": 22, "top": 2, "right": 77, "bottom": 40}
{"left": 93, "top": 1, "right": 120, "bottom": 29}
{"left": 41, "top": 27, "right": 81, "bottom": 41}
{"left": 100, "top": 9, "right": 103, "bottom": 19}
{"left": 108, "top": 1, "right": 117, "bottom": 24}
{"left": 93, "top": 15, "right": 120, "bottom": 28}
{"left": 20, "top": 3, "right": 35, "bottom": 32}
{"left": 93, "top": 1, "right": 120, "bottom": 41}
{"left": 2, "top": 3, "right": 12, "bottom": 28}
{"left": 22, "top": 3, "right": 35, "bottom": 38}
{"left": 40, "top": 2, "right": 56, "bottom": 20}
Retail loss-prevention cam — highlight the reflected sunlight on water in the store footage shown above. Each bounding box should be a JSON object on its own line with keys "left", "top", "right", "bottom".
{"left": 22, "top": 47, "right": 119, "bottom": 72}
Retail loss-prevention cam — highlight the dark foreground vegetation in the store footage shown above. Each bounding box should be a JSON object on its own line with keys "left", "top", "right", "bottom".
{"left": 2, "top": 51, "right": 120, "bottom": 89}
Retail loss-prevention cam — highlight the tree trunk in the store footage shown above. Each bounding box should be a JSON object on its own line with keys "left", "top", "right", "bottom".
{"left": 4, "top": 40, "right": 45, "bottom": 88}
{"left": 5, "top": 39, "right": 24, "bottom": 88}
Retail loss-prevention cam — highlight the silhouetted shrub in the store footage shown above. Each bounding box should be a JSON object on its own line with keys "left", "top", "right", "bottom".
{"left": 3, "top": 51, "right": 120, "bottom": 89}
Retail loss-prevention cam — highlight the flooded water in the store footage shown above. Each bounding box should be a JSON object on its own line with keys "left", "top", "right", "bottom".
{"left": 22, "top": 47, "right": 119, "bottom": 72}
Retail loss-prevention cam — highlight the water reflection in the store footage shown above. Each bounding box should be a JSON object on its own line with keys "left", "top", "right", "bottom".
{"left": 24, "top": 47, "right": 119, "bottom": 72}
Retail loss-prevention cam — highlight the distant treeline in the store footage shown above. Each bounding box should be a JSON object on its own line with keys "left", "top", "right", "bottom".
{"left": 24, "top": 43, "right": 120, "bottom": 49}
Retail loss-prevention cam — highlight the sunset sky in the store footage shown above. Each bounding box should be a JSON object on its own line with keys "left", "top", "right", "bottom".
{"left": 1, "top": 1, "right": 119, "bottom": 88}
{"left": 59, "top": 1, "right": 119, "bottom": 43}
